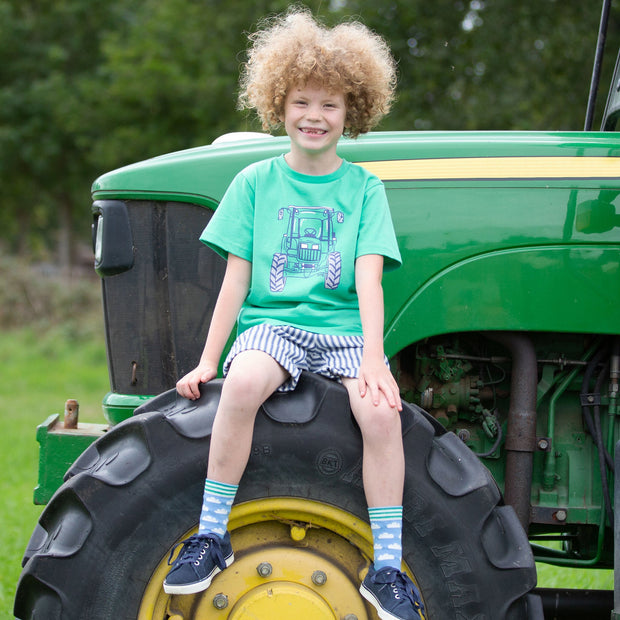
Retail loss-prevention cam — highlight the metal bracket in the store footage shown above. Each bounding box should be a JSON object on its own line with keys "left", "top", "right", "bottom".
{"left": 580, "top": 392, "right": 601, "bottom": 406}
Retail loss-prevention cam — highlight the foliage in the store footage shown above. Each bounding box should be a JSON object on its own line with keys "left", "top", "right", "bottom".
{"left": 1, "top": 0, "right": 620, "bottom": 261}
{"left": 346, "top": 0, "right": 620, "bottom": 132}
{"left": 0, "top": 254, "right": 102, "bottom": 330}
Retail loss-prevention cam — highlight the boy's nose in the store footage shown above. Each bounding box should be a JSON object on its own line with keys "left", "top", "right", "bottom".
{"left": 305, "top": 104, "right": 322, "bottom": 119}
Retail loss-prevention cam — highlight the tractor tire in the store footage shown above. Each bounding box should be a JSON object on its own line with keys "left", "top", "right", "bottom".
{"left": 15, "top": 372, "right": 541, "bottom": 620}
{"left": 324, "top": 252, "right": 341, "bottom": 290}
{"left": 270, "top": 253, "right": 287, "bottom": 292}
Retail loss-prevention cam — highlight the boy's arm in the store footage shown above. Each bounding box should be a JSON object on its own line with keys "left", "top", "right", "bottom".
{"left": 177, "top": 253, "right": 251, "bottom": 400}
{"left": 355, "top": 253, "right": 402, "bottom": 411}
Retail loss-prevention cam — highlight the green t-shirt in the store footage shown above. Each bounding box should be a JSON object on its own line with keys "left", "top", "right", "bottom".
{"left": 200, "top": 155, "right": 401, "bottom": 336}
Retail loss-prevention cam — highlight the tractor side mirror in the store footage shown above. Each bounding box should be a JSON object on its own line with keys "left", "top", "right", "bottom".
{"left": 92, "top": 200, "right": 134, "bottom": 277}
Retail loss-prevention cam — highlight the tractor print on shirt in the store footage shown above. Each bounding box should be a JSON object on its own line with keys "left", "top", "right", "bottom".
{"left": 270, "top": 205, "right": 344, "bottom": 292}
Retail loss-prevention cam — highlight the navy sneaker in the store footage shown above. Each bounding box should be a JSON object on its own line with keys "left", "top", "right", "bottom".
{"left": 163, "top": 532, "right": 234, "bottom": 595}
{"left": 360, "top": 564, "right": 426, "bottom": 620}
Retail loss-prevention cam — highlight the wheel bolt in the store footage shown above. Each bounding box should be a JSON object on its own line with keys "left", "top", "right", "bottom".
{"left": 212, "top": 593, "right": 228, "bottom": 609}
{"left": 311, "top": 570, "right": 327, "bottom": 586}
{"left": 257, "top": 562, "right": 273, "bottom": 577}
{"left": 343, "top": 615, "right": 359, "bottom": 620}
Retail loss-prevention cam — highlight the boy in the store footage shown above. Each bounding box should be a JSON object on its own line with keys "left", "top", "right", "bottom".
{"left": 164, "top": 8, "right": 426, "bottom": 620}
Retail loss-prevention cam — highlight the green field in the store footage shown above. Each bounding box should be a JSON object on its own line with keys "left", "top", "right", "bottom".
{"left": 1, "top": 288, "right": 613, "bottom": 618}
{"left": 1, "top": 318, "right": 110, "bottom": 617}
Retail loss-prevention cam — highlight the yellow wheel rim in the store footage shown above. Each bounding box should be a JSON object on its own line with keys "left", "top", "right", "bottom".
{"left": 137, "top": 498, "right": 394, "bottom": 619}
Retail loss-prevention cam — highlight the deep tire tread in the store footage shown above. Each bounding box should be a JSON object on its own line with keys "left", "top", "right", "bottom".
{"left": 15, "top": 373, "right": 540, "bottom": 619}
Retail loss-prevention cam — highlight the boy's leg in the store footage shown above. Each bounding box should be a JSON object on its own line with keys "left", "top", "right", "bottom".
{"left": 208, "top": 349, "right": 289, "bottom": 484}
{"left": 343, "top": 377, "right": 404, "bottom": 568}
{"left": 343, "top": 378, "right": 426, "bottom": 620}
{"left": 164, "top": 350, "right": 288, "bottom": 595}
{"left": 342, "top": 377, "right": 404, "bottom": 508}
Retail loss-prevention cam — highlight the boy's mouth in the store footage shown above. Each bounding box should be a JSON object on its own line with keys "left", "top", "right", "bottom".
{"left": 300, "top": 127, "right": 327, "bottom": 135}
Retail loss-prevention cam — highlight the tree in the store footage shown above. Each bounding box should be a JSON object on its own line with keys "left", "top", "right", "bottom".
{"left": 0, "top": 0, "right": 341, "bottom": 263}
{"left": 77, "top": 0, "right": 348, "bottom": 171}
{"left": 1, "top": 0, "right": 618, "bottom": 265}
{"left": 347, "top": 0, "right": 620, "bottom": 132}
{"left": 0, "top": 0, "right": 135, "bottom": 265}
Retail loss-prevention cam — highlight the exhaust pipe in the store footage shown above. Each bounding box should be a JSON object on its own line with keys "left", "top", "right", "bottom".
{"left": 489, "top": 332, "right": 538, "bottom": 531}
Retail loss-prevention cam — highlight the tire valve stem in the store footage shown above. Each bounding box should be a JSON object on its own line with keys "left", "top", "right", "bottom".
{"left": 212, "top": 593, "right": 228, "bottom": 610}
{"left": 290, "top": 524, "right": 308, "bottom": 541}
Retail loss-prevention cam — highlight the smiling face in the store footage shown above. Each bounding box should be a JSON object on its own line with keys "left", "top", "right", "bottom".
{"left": 282, "top": 83, "right": 347, "bottom": 174}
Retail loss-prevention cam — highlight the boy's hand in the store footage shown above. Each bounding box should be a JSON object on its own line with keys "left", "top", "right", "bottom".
{"left": 358, "top": 355, "right": 402, "bottom": 412}
{"left": 176, "top": 364, "right": 218, "bottom": 400}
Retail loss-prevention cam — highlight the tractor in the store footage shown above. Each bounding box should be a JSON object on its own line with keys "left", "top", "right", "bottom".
{"left": 13, "top": 3, "right": 620, "bottom": 618}
{"left": 270, "top": 206, "right": 344, "bottom": 292}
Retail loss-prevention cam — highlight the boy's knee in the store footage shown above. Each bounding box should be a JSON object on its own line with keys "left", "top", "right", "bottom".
{"left": 356, "top": 401, "right": 401, "bottom": 436}
{"left": 222, "top": 351, "right": 288, "bottom": 406}
{"left": 221, "top": 369, "right": 264, "bottom": 407}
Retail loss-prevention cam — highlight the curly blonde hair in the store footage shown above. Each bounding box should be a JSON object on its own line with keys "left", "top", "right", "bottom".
{"left": 238, "top": 8, "right": 397, "bottom": 138}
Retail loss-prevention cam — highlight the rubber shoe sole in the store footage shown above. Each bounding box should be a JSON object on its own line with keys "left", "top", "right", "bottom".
{"left": 163, "top": 553, "right": 234, "bottom": 595}
{"left": 360, "top": 581, "right": 425, "bottom": 620}
{"left": 360, "top": 582, "right": 401, "bottom": 620}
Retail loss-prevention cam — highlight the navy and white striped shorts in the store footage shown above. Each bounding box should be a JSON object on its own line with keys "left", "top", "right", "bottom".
{"left": 223, "top": 324, "right": 388, "bottom": 392}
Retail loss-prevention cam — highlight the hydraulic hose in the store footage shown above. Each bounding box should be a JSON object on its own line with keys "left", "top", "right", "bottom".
{"left": 581, "top": 342, "right": 614, "bottom": 527}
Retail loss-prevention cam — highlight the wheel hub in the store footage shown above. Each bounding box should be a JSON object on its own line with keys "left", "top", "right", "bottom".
{"left": 139, "top": 499, "right": 378, "bottom": 619}
{"left": 229, "top": 582, "right": 334, "bottom": 618}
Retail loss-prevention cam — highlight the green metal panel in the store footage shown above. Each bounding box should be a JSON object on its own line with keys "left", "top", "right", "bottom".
{"left": 92, "top": 131, "right": 620, "bottom": 359}
{"left": 34, "top": 415, "right": 107, "bottom": 505}
{"left": 92, "top": 131, "right": 620, "bottom": 205}
{"left": 384, "top": 245, "right": 620, "bottom": 355}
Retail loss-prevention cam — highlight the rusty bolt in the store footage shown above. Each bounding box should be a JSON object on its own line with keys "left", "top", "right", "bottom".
{"left": 212, "top": 593, "right": 228, "bottom": 610}
{"left": 257, "top": 562, "right": 272, "bottom": 577}
{"left": 64, "top": 399, "right": 79, "bottom": 429}
{"left": 311, "top": 570, "right": 327, "bottom": 586}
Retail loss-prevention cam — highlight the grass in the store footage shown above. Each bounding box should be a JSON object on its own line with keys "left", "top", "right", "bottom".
{"left": 536, "top": 562, "right": 613, "bottom": 590}
{"left": 0, "top": 259, "right": 614, "bottom": 617}
{"left": 1, "top": 321, "right": 110, "bottom": 617}
{"left": 0, "top": 258, "right": 110, "bottom": 618}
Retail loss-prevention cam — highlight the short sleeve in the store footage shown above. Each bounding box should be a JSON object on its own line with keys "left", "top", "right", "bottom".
{"left": 356, "top": 178, "right": 402, "bottom": 271}
{"left": 199, "top": 169, "right": 255, "bottom": 261}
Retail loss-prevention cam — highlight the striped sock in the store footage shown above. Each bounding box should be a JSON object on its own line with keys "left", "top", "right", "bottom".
{"left": 198, "top": 479, "right": 238, "bottom": 538}
{"left": 369, "top": 506, "right": 403, "bottom": 570}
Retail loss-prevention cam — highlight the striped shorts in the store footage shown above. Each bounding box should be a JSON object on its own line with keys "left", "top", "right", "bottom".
{"left": 223, "top": 324, "right": 388, "bottom": 392}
